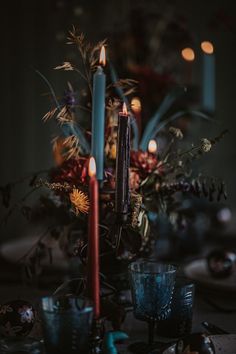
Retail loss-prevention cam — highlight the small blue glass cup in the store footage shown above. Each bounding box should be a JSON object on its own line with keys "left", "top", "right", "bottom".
{"left": 129, "top": 261, "right": 176, "bottom": 346}
{"left": 156, "top": 277, "right": 195, "bottom": 338}
{"left": 40, "top": 296, "right": 93, "bottom": 354}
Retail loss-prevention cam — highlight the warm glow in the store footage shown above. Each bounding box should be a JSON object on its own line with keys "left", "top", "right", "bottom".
{"left": 122, "top": 102, "right": 128, "bottom": 115}
{"left": 99, "top": 45, "right": 106, "bottom": 66}
{"left": 181, "top": 47, "right": 195, "bottom": 62}
{"left": 131, "top": 97, "right": 141, "bottom": 113}
{"left": 148, "top": 139, "right": 157, "bottom": 154}
{"left": 88, "top": 157, "right": 96, "bottom": 177}
{"left": 201, "top": 41, "right": 214, "bottom": 55}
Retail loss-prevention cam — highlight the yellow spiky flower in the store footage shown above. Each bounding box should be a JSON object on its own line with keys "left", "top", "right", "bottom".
{"left": 69, "top": 188, "right": 89, "bottom": 215}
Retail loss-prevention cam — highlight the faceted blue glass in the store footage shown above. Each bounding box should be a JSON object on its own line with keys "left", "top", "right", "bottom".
{"left": 129, "top": 261, "right": 176, "bottom": 322}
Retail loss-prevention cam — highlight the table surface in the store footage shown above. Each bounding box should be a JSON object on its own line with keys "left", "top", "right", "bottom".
{"left": 0, "top": 255, "right": 236, "bottom": 353}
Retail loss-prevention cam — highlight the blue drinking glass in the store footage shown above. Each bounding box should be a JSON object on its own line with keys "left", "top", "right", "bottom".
{"left": 156, "top": 277, "right": 195, "bottom": 338}
{"left": 129, "top": 261, "right": 176, "bottom": 347}
{"left": 40, "top": 296, "right": 93, "bottom": 354}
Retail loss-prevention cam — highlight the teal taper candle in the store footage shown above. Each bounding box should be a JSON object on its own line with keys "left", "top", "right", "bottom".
{"left": 201, "top": 41, "right": 215, "bottom": 113}
{"left": 91, "top": 46, "right": 106, "bottom": 180}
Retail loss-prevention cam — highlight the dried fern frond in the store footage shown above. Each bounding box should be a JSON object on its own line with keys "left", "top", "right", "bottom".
{"left": 157, "top": 178, "right": 227, "bottom": 202}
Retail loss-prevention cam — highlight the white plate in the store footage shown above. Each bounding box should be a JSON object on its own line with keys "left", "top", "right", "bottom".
{"left": 163, "top": 335, "right": 236, "bottom": 354}
{"left": 183, "top": 259, "right": 236, "bottom": 292}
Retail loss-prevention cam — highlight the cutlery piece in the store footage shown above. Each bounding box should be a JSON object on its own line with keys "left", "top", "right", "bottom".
{"left": 201, "top": 321, "right": 229, "bottom": 335}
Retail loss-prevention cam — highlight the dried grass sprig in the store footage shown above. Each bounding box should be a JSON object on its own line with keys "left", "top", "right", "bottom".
{"left": 67, "top": 26, "right": 98, "bottom": 96}
{"left": 67, "top": 26, "right": 85, "bottom": 47}
{"left": 131, "top": 193, "right": 143, "bottom": 228}
{"left": 106, "top": 98, "right": 121, "bottom": 113}
{"left": 54, "top": 62, "right": 74, "bottom": 71}
{"left": 42, "top": 107, "right": 58, "bottom": 122}
{"left": 166, "top": 130, "right": 229, "bottom": 170}
{"left": 89, "top": 39, "right": 107, "bottom": 70}
{"left": 35, "top": 179, "right": 72, "bottom": 192}
{"left": 109, "top": 78, "right": 138, "bottom": 97}
{"left": 63, "top": 135, "right": 80, "bottom": 159}
{"left": 57, "top": 106, "right": 73, "bottom": 124}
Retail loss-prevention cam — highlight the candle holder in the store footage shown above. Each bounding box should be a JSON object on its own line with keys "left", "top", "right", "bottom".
{"left": 89, "top": 318, "right": 105, "bottom": 354}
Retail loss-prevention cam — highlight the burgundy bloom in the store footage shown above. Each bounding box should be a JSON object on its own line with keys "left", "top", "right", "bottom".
{"left": 50, "top": 157, "right": 88, "bottom": 187}
{"left": 130, "top": 150, "right": 158, "bottom": 178}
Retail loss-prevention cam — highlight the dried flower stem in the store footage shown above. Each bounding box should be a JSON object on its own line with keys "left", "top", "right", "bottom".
{"left": 78, "top": 47, "right": 92, "bottom": 97}
{"left": 0, "top": 187, "right": 39, "bottom": 226}
{"left": 16, "top": 225, "right": 55, "bottom": 263}
{"left": 73, "top": 68, "right": 88, "bottom": 83}
{"left": 74, "top": 104, "right": 91, "bottom": 113}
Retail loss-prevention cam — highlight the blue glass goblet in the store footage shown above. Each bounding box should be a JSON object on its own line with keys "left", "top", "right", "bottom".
{"left": 128, "top": 261, "right": 176, "bottom": 352}
{"left": 40, "top": 296, "right": 93, "bottom": 354}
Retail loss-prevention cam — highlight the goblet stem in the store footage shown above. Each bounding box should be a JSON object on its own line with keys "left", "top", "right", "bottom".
{"left": 148, "top": 320, "right": 155, "bottom": 345}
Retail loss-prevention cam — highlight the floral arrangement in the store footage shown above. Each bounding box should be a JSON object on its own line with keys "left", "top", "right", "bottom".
{"left": 0, "top": 27, "right": 227, "bottom": 285}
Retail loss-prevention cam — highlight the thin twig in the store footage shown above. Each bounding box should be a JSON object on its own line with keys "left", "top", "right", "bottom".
{"left": 78, "top": 47, "right": 93, "bottom": 97}
{"left": 73, "top": 68, "right": 88, "bottom": 83}
{"left": 1, "top": 187, "right": 40, "bottom": 226}
{"left": 74, "top": 104, "right": 91, "bottom": 113}
{"left": 16, "top": 225, "right": 55, "bottom": 263}
{"left": 1, "top": 169, "right": 48, "bottom": 188}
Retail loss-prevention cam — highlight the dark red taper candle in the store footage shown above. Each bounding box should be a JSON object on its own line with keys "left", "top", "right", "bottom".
{"left": 88, "top": 156, "right": 100, "bottom": 319}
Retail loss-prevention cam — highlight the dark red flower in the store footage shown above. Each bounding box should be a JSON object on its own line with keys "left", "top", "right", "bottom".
{"left": 130, "top": 150, "right": 158, "bottom": 178}
{"left": 50, "top": 157, "right": 88, "bottom": 187}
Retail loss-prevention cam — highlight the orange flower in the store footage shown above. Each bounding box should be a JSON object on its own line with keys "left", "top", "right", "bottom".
{"left": 69, "top": 189, "right": 89, "bottom": 215}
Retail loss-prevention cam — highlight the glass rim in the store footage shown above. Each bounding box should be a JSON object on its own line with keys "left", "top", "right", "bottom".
{"left": 40, "top": 296, "right": 93, "bottom": 314}
{"left": 128, "top": 261, "right": 177, "bottom": 275}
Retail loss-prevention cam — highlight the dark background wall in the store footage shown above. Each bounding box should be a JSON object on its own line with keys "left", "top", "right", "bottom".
{"left": 0, "top": 0, "right": 235, "bottom": 217}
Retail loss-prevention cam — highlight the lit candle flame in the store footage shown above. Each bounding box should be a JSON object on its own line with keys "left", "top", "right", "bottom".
{"left": 201, "top": 41, "right": 214, "bottom": 55}
{"left": 88, "top": 157, "right": 96, "bottom": 177}
{"left": 122, "top": 102, "right": 128, "bottom": 115}
{"left": 99, "top": 45, "right": 106, "bottom": 66}
{"left": 148, "top": 139, "right": 157, "bottom": 154}
{"left": 131, "top": 97, "right": 141, "bottom": 113}
{"left": 181, "top": 47, "right": 195, "bottom": 62}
